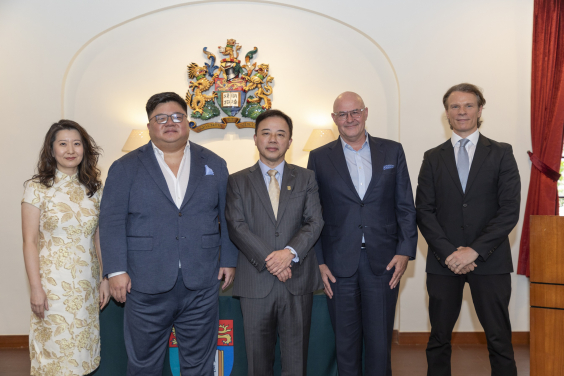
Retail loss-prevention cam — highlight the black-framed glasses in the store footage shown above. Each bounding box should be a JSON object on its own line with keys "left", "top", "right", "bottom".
{"left": 332, "top": 108, "right": 366, "bottom": 120}
{"left": 150, "top": 113, "right": 186, "bottom": 124}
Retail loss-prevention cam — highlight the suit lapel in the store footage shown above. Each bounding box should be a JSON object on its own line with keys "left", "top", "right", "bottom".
{"left": 248, "top": 163, "right": 277, "bottom": 225}
{"left": 328, "top": 138, "right": 361, "bottom": 201}
{"left": 276, "top": 163, "right": 297, "bottom": 224}
{"left": 138, "top": 141, "right": 175, "bottom": 206}
{"left": 363, "top": 136, "right": 385, "bottom": 200}
{"left": 465, "top": 134, "right": 491, "bottom": 193}
{"left": 181, "top": 141, "right": 206, "bottom": 209}
{"left": 439, "top": 139, "right": 464, "bottom": 196}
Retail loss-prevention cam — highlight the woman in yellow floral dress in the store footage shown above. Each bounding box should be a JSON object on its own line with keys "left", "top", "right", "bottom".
{"left": 21, "top": 120, "right": 110, "bottom": 376}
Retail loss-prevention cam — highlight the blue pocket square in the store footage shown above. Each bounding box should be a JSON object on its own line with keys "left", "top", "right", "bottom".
{"left": 383, "top": 164, "right": 395, "bottom": 170}
{"left": 205, "top": 165, "right": 214, "bottom": 175}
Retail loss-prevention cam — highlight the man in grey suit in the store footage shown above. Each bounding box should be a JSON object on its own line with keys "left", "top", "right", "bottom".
{"left": 100, "top": 92, "right": 238, "bottom": 375}
{"left": 225, "top": 109, "right": 324, "bottom": 376}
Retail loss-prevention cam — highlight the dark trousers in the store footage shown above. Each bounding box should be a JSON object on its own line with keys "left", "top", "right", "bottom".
{"left": 124, "top": 269, "right": 219, "bottom": 376}
{"left": 240, "top": 279, "right": 314, "bottom": 376}
{"left": 327, "top": 249, "right": 398, "bottom": 376}
{"left": 426, "top": 273, "right": 517, "bottom": 376}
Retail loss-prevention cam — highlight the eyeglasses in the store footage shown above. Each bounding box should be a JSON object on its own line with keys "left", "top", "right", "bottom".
{"left": 150, "top": 113, "right": 186, "bottom": 124}
{"left": 332, "top": 108, "right": 366, "bottom": 120}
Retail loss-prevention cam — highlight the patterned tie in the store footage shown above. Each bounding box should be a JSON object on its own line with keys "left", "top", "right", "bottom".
{"left": 267, "top": 170, "right": 280, "bottom": 219}
{"left": 457, "top": 138, "right": 470, "bottom": 192}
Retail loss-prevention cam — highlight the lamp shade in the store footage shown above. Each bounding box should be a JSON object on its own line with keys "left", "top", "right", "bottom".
{"left": 122, "top": 129, "right": 150, "bottom": 152}
{"left": 303, "top": 129, "right": 337, "bottom": 151}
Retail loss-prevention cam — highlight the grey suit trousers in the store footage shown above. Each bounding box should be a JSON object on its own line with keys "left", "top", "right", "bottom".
{"left": 240, "top": 279, "right": 314, "bottom": 376}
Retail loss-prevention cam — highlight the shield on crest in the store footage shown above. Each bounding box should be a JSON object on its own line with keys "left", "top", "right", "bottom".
{"left": 215, "top": 320, "right": 234, "bottom": 376}
{"left": 215, "top": 78, "right": 247, "bottom": 117}
{"left": 169, "top": 320, "right": 235, "bottom": 376}
{"left": 169, "top": 327, "right": 181, "bottom": 376}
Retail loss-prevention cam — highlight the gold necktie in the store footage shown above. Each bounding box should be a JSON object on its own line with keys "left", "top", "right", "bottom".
{"left": 267, "top": 169, "right": 280, "bottom": 219}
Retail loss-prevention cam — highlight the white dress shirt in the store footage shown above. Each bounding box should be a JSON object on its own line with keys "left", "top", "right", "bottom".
{"left": 451, "top": 129, "right": 480, "bottom": 166}
{"left": 341, "top": 133, "right": 371, "bottom": 244}
{"left": 257, "top": 159, "right": 299, "bottom": 263}
{"left": 153, "top": 142, "right": 191, "bottom": 208}
{"left": 109, "top": 142, "right": 191, "bottom": 278}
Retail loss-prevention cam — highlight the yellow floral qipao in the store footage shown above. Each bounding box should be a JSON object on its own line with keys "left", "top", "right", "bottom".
{"left": 22, "top": 170, "right": 102, "bottom": 376}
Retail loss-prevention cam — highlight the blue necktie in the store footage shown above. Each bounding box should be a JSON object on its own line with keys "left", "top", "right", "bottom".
{"left": 457, "top": 138, "right": 470, "bottom": 192}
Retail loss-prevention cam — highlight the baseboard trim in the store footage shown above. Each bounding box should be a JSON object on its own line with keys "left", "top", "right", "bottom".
{"left": 393, "top": 331, "right": 530, "bottom": 345}
{"left": 0, "top": 336, "right": 28, "bottom": 349}
{"left": 1, "top": 331, "right": 530, "bottom": 349}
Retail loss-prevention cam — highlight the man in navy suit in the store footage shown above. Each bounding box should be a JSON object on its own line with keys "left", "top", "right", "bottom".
{"left": 100, "top": 92, "right": 238, "bottom": 375}
{"left": 307, "top": 91, "right": 417, "bottom": 376}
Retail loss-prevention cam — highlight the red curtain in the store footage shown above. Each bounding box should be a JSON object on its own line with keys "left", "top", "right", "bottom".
{"left": 517, "top": 0, "right": 564, "bottom": 276}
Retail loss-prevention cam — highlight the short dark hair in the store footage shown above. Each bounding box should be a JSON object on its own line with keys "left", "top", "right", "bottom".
{"left": 254, "top": 109, "right": 293, "bottom": 138}
{"left": 146, "top": 92, "right": 188, "bottom": 119}
{"left": 443, "top": 83, "right": 486, "bottom": 127}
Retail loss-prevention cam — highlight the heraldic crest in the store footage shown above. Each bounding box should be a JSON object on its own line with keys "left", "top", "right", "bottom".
{"left": 185, "top": 39, "right": 274, "bottom": 133}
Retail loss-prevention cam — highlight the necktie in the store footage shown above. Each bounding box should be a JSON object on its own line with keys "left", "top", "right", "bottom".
{"left": 267, "top": 170, "right": 280, "bottom": 219}
{"left": 457, "top": 138, "right": 470, "bottom": 192}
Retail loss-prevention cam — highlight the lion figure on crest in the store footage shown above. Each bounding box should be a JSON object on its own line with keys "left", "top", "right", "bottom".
{"left": 243, "top": 63, "right": 274, "bottom": 110}
{"left": 186, "top": 62, "right": 219, "bottom": 115}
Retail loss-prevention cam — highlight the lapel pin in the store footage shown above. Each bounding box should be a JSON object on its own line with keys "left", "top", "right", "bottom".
{"left": 287, "top": 186, "right": 291, "bottom": 190}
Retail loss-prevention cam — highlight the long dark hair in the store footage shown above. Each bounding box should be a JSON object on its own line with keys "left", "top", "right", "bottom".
{"left": 28, "top": 120, "right": 102, "bottom": 197}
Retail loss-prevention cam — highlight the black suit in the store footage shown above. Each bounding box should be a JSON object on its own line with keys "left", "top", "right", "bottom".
{"left": 416, "top": 133, "right": 520, "bottom": 376}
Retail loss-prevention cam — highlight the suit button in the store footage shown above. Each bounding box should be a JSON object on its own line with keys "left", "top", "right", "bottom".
{"left": 275, "top": 232, "right": 279, "bottom": 237}
{"left": 358, "top": 225, "right": 363, "bottom": 229}
{"left": 176, "top": 236, "right": 179, "bottom": 240}
{"left": 178, "top": 212, "right": 182, "bottom": 217}
{"left": 361, "top": 204, "right": 364, "bottom": 207}
{"left": 460, "top": 226, "right": 464, "bottom": 230}
{"left": 463, "top": 204, "right": 467, "bottom": 208}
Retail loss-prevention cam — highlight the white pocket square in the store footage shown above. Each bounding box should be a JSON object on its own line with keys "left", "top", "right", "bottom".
{"left": 205, "top": 165, "right": 214, "bottom": 175}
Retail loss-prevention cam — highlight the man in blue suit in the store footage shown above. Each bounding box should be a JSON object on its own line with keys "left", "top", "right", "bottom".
{"left": 307, "top": 91, "right": 417, "bottom": 376}
{"left": 100, "top": 92, "right": 238, "bottom": 375}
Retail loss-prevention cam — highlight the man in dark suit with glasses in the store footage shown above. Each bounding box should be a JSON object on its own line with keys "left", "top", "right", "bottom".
{"left": 308, "top": 91, "right": 417, "bottom": 376}
{"left": 100, "top": 92, "right": 238, "bottom": 375}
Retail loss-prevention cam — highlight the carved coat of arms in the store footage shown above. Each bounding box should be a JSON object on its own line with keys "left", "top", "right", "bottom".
{"left": 185, "top": 39, "right": 274, "bottom": 133}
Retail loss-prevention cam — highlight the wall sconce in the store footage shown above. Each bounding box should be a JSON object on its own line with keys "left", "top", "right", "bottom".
{"left": 303, "top": 129, "right": 337, "bottom": 151}
{"left": 122, "top": 129, "right": 150, "bottom": 152}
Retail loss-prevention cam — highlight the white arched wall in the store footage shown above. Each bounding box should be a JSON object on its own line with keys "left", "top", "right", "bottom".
{"left": 63, "top": 2, "right": 400, "bottom": 176}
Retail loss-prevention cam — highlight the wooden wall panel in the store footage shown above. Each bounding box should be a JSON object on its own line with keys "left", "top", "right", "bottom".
{"left": 530, "top": 284, "right": 564, "bottom": 309}
{"left": 531, "top": 308, "right": 564, "bottom": 376}
{"left": 530, "top": 216, "right": 564, "bottom": 284}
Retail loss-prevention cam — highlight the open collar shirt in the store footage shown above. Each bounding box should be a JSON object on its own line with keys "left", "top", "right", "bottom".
{"left": 341, "top": 132, "right": 372, "bottom": 244}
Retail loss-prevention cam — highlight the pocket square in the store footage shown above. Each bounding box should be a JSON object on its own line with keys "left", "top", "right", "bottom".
{"left": 383, "top": 164, "right": 395, "bottom": 170}
{"left": 205, "top": 165, "right": 214, "bottom": 175}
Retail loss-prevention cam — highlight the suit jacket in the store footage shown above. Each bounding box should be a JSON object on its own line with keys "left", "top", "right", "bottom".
{"left": 99, "top": 141, "right": 238, "bottom": 294}
{"left": 225, "top": 162, "right": 324, "bottom": 299}
{"left": 307, "top": 135, "right": 417, "bottom": 278}
{"left": 415, "top": 134, "right": 521, "bottom": 275}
